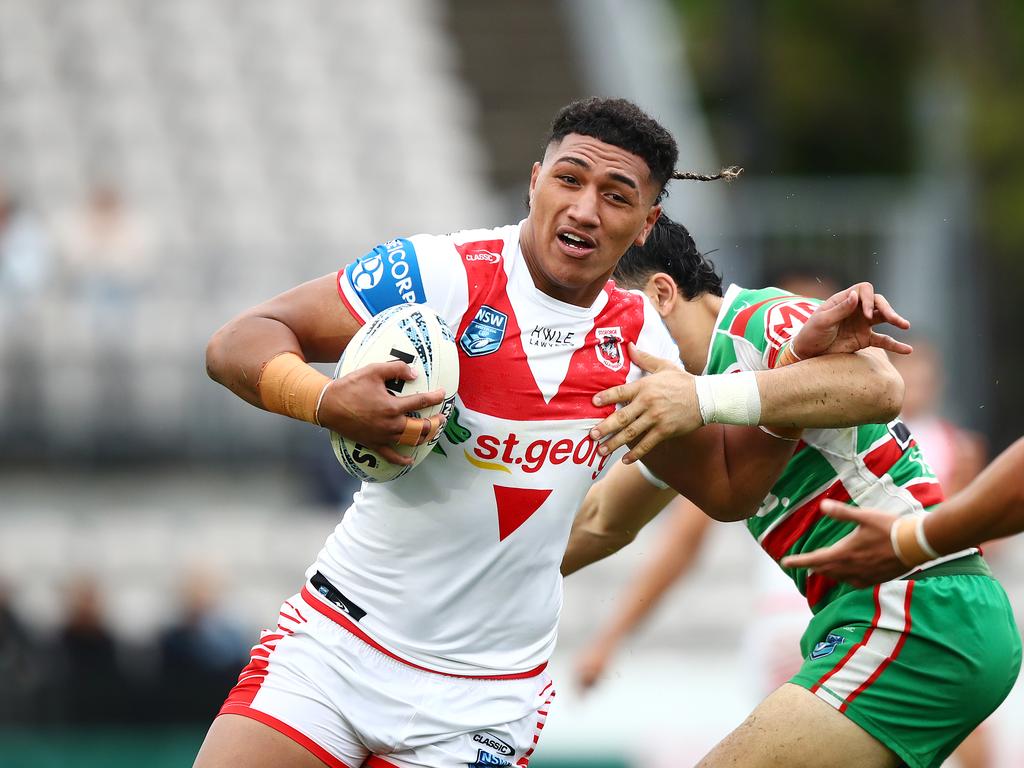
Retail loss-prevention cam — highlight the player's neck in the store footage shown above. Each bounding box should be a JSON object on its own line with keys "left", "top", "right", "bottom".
{"left": 674, "top": 293, "right": 722, "bottom": 373}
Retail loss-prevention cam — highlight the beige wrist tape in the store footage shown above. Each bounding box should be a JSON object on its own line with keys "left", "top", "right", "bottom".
{"left": 890, "top": 514, "right": 938, "bottom": 568}
{"left": 774, "top": 343, "right": 803, "bottom": 368}
{"left": 257, "top": 352, "right": 332, "bottom": 425}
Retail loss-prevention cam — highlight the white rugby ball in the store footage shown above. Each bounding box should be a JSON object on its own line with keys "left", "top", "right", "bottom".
{"left": 330, "top": 303, "right": 459, "bottom": 483}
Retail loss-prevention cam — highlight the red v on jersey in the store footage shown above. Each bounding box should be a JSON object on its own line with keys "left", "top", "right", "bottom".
{"left": 493, "top": 485, "right": 553, "bottom": 541}
{"left": 455, "top": 244, "right": 645, "bottom": 421}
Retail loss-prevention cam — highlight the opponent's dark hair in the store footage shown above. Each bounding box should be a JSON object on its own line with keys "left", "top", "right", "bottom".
{"left": 614, "top": 214, "right": 723, "bottom": 299}
{"left": 546, "top": 98, "right": 679, "bottom": 200}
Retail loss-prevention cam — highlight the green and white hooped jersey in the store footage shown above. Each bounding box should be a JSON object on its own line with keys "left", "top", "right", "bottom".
{"left": 707, "top": 285, "right": 974, "bottom": 612}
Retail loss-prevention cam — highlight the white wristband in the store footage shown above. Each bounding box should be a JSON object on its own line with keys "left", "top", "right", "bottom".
{"left": 693, "top": 372, "right": 762, "bottom": 426}
{"left": 889, "top": 517, "right": 907, "bottom": 565}
{"left": 915, "top": 514, "right": 940, "bottom": 560}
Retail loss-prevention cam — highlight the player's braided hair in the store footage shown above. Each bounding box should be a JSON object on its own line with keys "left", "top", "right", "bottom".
{"left": 546, "top": 98, "right": 678, "bottom": 201}
{"left": 671, "top": 165, "right": 744, "bottom": 183}
{"left": 614, "top": 214, "right": 724, "bottom": 299}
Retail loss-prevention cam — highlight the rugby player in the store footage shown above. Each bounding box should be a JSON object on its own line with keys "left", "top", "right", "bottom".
{"left": 200, "top": 99, "right": 917, "bottom": 768}
{"left": 566, "top": 216, "right": 1021, "bottom": 768}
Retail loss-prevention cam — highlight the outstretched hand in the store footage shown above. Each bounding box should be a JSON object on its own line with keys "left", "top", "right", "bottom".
{"left": 589, "top": 344, "right": 702, "bottom": 464}
{"left": 780, "top": 500, "right": 906, "bottom": 587}
{"left": 792, "top": 282, "right": 912, "bottom": 359}
{"left": 317, "top": 360, "right": 447, "bottom": 465}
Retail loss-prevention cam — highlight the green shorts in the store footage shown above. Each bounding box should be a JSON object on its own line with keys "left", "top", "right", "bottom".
{"left": 790, "top": 555, "right": 1021, "bottom": 768}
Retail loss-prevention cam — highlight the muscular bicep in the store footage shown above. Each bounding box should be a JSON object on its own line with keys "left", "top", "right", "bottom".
{"left": 241, "top": 272, "right": 363, "bottom": 363}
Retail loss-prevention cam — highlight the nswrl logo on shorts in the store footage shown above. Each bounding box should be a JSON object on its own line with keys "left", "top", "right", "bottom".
{"left": 467, "top": 750, "right": 511, "bottom": 767}
{"left": 811, "top": 632, "right": 846, "bottom": 660}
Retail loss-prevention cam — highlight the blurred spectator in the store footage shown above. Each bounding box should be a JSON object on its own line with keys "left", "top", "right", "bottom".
{"left": 0, "top": 184, "right": 52, "bottom": 297}
{"left": 0, "top": 581, "right": 45, "bottom": 725}
{"left": 157, "top": 567, "right": 247, "bottom": 723}
{"left": 769, "top": 269, "right": 840, "bottom": 301}
{"left": 51, "top": 574, "right": 131, "bottom": 724}
{"left": 56, "top": 183, "right": 155, "bottom": 307}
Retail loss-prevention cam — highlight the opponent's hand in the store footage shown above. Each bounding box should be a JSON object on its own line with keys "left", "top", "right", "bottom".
{"left": 575, "top": 640, "right": 616, "bottom": 693}
{"left": 791, "top": 282, "right": 912, "bottom": 359}
{"left": 317, "top": 361, "right": 446, "bottom": 465}
{"left": 780, "top": 500, "right": 905, "bottom": 588}
{"left": 590, "top": 344, "right": 702, "bottom": 464}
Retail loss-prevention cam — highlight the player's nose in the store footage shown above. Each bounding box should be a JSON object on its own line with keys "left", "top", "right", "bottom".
{"left": 567, "top": 187, "right": 600, "bottom": 228}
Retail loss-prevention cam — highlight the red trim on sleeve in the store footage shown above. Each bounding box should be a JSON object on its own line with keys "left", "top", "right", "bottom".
{"left": 217, "top": 706, "right": 354, "bottom": 768}
{"left": 336, "top": 269, "right": 369, "bottom": 326}
{"left": 365, "top": 758, "right": 403, "bottom": 768}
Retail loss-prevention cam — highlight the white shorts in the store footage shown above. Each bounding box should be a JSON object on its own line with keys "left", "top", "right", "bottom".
{"left": 220, "top": 587, "right": 556, "bottom": 768}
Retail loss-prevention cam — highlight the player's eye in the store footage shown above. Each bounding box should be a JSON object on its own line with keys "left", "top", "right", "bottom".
{"left": 557, "top": 174, "right": 579, "bottom": 185}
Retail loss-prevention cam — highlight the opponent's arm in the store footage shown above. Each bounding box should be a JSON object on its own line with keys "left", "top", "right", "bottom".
{"left": 781, "top": 438, "right": 1024, "bottom": 586}
{"left": 592, "top": 283, "right": 909, "bottom": 461}
{"left": 561, "top": 460, "right": 679, "bottom": 576}
{"left": 206, "top": 274, "right": 445, "bottom": 463}
{"left": 573, "top": 498, "right": 712, "bottom": 690}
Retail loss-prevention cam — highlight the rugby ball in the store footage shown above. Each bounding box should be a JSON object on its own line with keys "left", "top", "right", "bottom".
{"left": 330, "top": 303, "right": 459, "bottom": 483}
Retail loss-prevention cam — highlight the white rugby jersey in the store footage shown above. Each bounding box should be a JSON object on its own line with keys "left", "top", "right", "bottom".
{"left": 309, "top": 221, "right": 679, "bottom": 676}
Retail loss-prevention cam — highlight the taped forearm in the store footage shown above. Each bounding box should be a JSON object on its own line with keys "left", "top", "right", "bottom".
{"left": 257, "top": 352, "right": 332, "bottom": 425}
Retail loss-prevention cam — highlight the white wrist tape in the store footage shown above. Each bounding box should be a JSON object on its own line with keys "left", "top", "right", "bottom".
{"left": 694, "top": 372, "right": 762, "bottom": 426}
{"left": 915, "top": 515, "right": 940, "bottom": 560}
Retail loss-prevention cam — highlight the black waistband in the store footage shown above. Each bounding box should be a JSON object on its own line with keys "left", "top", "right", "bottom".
{"left": 310, "top": 571, "right": 367, "bottom": 622}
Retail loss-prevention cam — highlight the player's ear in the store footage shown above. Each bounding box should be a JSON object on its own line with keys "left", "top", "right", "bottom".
{"left": 635, "top": 205, "right": 662, "bottom": 246}
{"left": 528, "top": 162, "right": 542, "bottom": 207}
{"left": 644, "top": 273, "right": 677, "bottom": 317}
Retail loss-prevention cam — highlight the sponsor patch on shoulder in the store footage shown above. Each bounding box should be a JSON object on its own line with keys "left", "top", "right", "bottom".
{"left": 460, "top": 305, "right": 507, "bottom": 357}
{"left": 456, "top": 239, "right": 504, "bottom": 264}
{"left": 345, "top": 238, "right": 425, "bottom": 313}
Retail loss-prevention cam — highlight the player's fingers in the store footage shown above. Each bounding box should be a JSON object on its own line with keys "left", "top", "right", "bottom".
{"left": 372, "top": 360, "right": 418, "bottom": 382}
{"left": 593, "top": 380, "right": 639, "bottom": 408}
{"left": 819, "top": 499, "right": 875, "bottom": 523}
{"left": 810, "top": 289, "right": 859, "bottom": 324}
{"left": 855, "top": 282, "right": 875, "bottom": 320}
{"left": 590, "top": 400, "right": 640, "bottom": 440}
{"left": 392, "top": 387, "right": 446, "bottom": 413}
{"left": 872, "top": 293, "right": 911, "bottom": 330}
{"left": 627, "top": 343, "right": 673, "bottom": 373}
{"left": 868, "top": 332, "right": 913, "bottom": 356}
{"left": 780, "top": 545, "right": 841, "bottom": 571}
{"left": 396, "top": 414, "right": 444, "bottom": 447}
{"left": 373, "top": 444, "right": 414, "bottom": 465}
{"left": 621, "top": 425, "right": 666, "bottom": 464}
{"left": 598, "top": 413, "right": 657, "bottom": 456}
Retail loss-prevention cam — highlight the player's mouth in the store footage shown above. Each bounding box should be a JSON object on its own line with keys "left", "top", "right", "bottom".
{"left": 556, "top": 227, "right": 597, "bottom": 258}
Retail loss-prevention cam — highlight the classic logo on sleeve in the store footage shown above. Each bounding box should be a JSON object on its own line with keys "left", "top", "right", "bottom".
{"left": 344, "top": 238, "right": 426, "bottom": 313}
{"left": 594, "top": 326, "right": 624, "bottom": 371}
{"left": 810, "top": 632, "right": 846, "bottom": 659}
{"left": 460, "top": 305, "right": 507, "bottom": 357}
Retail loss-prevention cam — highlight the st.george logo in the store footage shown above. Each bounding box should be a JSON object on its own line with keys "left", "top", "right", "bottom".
{"left": 460, "top": 305, "right": 507, "bottom": 357}
{"left": 594, "top": 326, "right": 624, "bottom": 371}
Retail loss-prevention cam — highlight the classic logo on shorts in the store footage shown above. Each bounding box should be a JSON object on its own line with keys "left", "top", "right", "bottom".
{"left": 811, "top": 632, "right": 845, "bottom": 659}
{"left": 460, "top": 305, "right": 507, "bottom": 357}
{"left": 472, "top": 733, "right": 514, "bottom": 757}
{"left": 468, "top": 750, "right": 511, "bottom": 767}
{"left": 595, "top": 326, "right": 624, "bottom": 371}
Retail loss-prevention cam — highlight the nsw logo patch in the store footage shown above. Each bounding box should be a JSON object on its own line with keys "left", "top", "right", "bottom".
{"left": 460, "top": 305, "right": 507, "bottom": 357}
{"left": 811, "top": 632, "right": 845, "bottom": 660}
{"left": 467, "top": 750, "right": 511, "bottom": 767}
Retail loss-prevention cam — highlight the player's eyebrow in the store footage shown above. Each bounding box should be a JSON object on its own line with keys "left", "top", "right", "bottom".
{"left": 556, "top": 155, "right": 638, "bottom": 191}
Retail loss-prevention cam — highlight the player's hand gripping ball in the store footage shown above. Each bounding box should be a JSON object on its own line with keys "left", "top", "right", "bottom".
{"left": 331, "top": 304, "right": 459, "bottom": 483}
